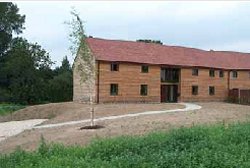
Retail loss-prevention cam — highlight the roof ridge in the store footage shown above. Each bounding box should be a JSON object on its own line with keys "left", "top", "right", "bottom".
{"left": 87, "top": 37, "right": 250, "bottom": 55}
{"left": 87, "top": 37, "right": 209, "bottom": 52}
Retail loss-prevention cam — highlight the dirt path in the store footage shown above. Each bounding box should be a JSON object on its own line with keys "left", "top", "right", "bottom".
{"left": 0, "top": 119, "right": 47, "bottom": 142}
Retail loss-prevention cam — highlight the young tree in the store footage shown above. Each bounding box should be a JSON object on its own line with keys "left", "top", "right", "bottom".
{"left": 66, "top": 9, "right": 96, "bottom": 126}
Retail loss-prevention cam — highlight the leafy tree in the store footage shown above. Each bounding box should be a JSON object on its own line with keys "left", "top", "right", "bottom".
{"left": 1, "top": 37, "right": 53, "bottom": 104}
{"left": 48, "top": 72, "right": 73, "bottom": 102}
{"left": 48, "top": 56, "right": 73, "bottom": 102}
{"left": 136, "top": 39, "right": 163, "bottom": 45}
{"left": 54, "top": 56, "right": 71, "bottom": 74}
{"left": 0, "top": 2, "right": 25, "bottom": 102}
{"left": 0, "top": 2, "right": 74, "bottom": 104}
{"left": 0, "top": 2, "right": 25, "bottom": 56}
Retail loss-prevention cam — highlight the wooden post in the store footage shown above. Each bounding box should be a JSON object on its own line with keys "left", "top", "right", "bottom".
{"left": 90, "top": 96, "right": 94, "bottom": 126}
{"left": 238, "top": 89, "right": 241, "bottom": 104}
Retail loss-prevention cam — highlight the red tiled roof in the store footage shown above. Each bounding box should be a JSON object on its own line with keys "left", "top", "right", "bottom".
{"left": 86, "top": 37, "right": 250, "bottom": 70}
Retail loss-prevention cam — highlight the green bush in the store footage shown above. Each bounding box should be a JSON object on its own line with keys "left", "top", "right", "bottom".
{"left": 1, "top": 122, "right": 250, "bottom": 168}
{"left": 0, "top": 103, "right": 26, "bottom": 116}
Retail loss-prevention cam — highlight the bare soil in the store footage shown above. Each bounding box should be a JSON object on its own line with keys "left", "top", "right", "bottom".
{"left": 0, "top": 102, "right": 250, "bottom": 154}
{"left": 0, "top": 102, "right": 184, "bottom": 125}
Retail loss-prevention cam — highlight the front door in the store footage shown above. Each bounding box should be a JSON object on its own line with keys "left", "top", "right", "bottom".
{"left": 161, "top": 85, "right": 178, "bottom": 102}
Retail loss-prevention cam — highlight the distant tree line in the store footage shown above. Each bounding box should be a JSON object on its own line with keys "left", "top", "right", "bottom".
{"left": 0, "top": 2, "right": 73, "bottom": 104}
{"left": 136, "top": 39, "right": 163, "bottom": 45}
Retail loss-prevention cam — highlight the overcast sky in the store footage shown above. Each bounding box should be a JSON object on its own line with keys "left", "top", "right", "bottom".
{"left": 13, "top": 1, "right": 250, "bottom": 67}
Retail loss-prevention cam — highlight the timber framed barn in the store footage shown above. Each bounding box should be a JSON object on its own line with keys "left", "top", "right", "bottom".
{"left": 73, "top": 37, "right": 250, "bottom": 103}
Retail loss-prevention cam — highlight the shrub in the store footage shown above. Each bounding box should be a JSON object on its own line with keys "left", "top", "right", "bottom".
{"left": 1, "top": 122, "right": 250, "bottom": 167}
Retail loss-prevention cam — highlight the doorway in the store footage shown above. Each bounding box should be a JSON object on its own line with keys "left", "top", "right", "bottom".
{"left": 161, "top": 85, "right": 178, "bottom": 102}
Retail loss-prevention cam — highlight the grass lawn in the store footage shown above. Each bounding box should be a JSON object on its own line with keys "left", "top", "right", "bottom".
{"left": 0, "top": 103, "right": 26, "bottom": 116}
{"left": 1, "top": 122, "right": 250, "bottom": 168}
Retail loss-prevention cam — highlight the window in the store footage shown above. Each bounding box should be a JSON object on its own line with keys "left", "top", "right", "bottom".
{"left": 111, "top": 63, "right": 119, "bottom": 71}
{"left": 209, "top": 69, "right": 215, "bottom": 77}
{"left": 232, "top": 71, "right": 238, "bottom": 78}
{"left": 209, "top": 86, "right": 215, "bottom": 95}
{"left": 141, "top": 65, "right": 149, "bottom": 73}
{"left": 140, "top": 85, "right": 148, "bottom": 96}
{"left": 192, "top": 86, "right": 198, "bottom": 95}
{"left": 192, "top": 68, "right": 198, "bottom": 76}
{"left": 161, "top": 68, "right": 179, "bottom": 82}
{"left": 219, "top": 70, "right": 224, "bottom": 78}
{"left": 110, "top": 84, "right": 118, "bottom": 95}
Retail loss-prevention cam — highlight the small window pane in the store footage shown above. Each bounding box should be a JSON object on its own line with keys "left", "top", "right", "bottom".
{"left": 232, "top": 71, "right": 238, "bottom": 78}
{"left": 192, "top": 69, "right": 198, "bottom": 76}
{"left": 209, "top": 86, "right": 215, "bottom": 95}
{"left": 192, "top": 86, "right": 198, "bottom": 95}
{"left": 110, "top": 84, "right": 118, "bottom": 95}
{"left": 209, "top": 70, "right": 215, "bottom": 77}
{"left": 111, "top": 63, "right": 119, "bottom": 71}
{"left": 141, "top": 65, "right": 149, "bottom": 73}
{"left": 219, "top": 70, "right": 224, "bottom": 78}
{"left": 140, "top": 85, "right": 148, "bottom": 96}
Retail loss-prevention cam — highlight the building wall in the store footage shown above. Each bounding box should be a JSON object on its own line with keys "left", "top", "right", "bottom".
{"left": 97, "top": 61, "right": 161, "bottom": 103}
{"left": 74, "top": 56, "right": 250, "bottom": 103}
{"left": 229, "top": 71, "right": 250, "bottom": 89}
{"left": 180, "top": 68, "right": 228, "bottom": 102}
{"left": 73, "top": 47, "right": 96, "bottom": 103}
